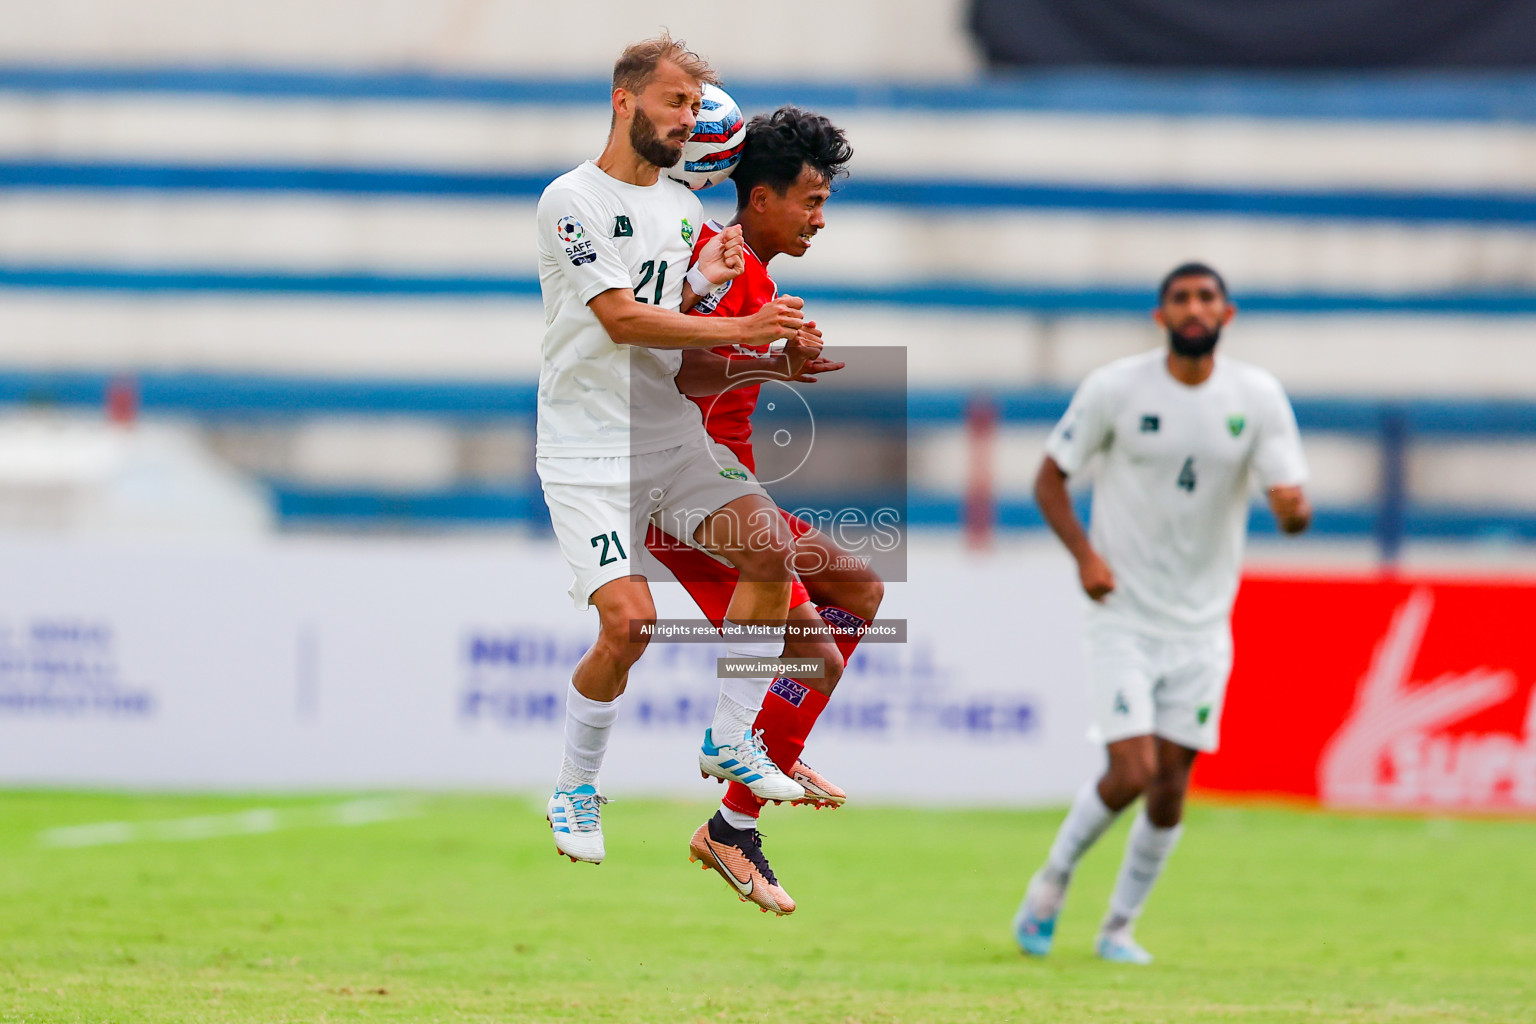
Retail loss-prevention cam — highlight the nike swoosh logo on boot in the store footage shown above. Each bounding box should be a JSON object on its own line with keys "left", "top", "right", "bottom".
{"left": 706, "top": 839, "right": 754, "bottom": 896}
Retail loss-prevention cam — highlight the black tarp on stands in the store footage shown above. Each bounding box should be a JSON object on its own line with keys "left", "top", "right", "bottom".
{"left": 969, "top": 0, "right": 1536, "bottom": 68}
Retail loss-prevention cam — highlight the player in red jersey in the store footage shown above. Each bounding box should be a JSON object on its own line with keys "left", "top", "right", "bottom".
{"left": 645, "top": 106, "right": 883, "bottom": 915}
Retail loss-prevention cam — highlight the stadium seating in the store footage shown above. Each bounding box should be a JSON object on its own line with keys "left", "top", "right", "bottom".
{"left": 1, "top": 1, "right": 1534, "bottom": 539}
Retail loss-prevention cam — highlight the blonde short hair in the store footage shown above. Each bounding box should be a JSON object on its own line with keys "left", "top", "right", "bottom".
{"left": 612, "top": 31, "right": 718, "bottom": 94}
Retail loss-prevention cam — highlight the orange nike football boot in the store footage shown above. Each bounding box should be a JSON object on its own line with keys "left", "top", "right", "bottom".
{"left": 688, "top": 812, "right": 796, "bottom": 916}
{"left": 789, "top": 758, "right": 847, "bottom": 808}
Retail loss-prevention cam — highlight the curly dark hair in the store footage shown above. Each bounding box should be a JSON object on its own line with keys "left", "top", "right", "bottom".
{"left": 731, "top": 105, "right": 853, "bottom": 209}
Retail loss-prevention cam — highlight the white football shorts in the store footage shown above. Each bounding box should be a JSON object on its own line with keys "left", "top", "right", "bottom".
{"left": 1085, "top": 619, "right": 1234, "bottom": 752}
{"left": 537, "top": 435, "right": 769, "bottom": 607}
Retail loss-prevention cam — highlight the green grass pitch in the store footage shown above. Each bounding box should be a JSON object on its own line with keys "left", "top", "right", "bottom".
{"left": 0, "top": 790, "right": 1532, "bottom": 1022}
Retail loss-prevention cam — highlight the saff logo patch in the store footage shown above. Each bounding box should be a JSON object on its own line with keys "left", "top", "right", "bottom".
{"left": 561, "top": 215, "right": 597, "bottom": 266}
{"left": 719, "top": 467, "right": 748, "bottom": 481}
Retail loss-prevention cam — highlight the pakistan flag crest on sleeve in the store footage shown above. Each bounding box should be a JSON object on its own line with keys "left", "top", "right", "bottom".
{"left": 681, "top": 217, "right": 694, "bottom": 245}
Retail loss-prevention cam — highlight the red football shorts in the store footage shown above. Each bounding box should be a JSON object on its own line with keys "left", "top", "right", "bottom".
{"left": 644, "top": 510, "right": 814, "bottom": 628}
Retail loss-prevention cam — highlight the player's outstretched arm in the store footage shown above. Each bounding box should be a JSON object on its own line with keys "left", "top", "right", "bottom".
{"left": 590, "top": 288, "right": 804, "bottom": 350}
{"left": 1035, "top": 456, "right": 1115, "bottom": 601}
{"left": 673, "top": 329, "right": 843, "bottom": 397}
{"left": 675, "top": 350, "right": 771, "bottom": 396}
{"left": 1268, "top": 485, "right": 1312, "bottom": 535}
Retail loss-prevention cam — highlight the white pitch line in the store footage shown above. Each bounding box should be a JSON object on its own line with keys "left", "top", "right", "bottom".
{"left": 38, "top": 796, "right": 418, "bottom": 848}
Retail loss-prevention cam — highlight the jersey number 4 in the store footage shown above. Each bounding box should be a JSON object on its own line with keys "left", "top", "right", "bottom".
{"left": 633, "top": 260, "right": 669, "bottom": 305}
{"left": 1177, "top": 456, "right": 1197, "bottom": 493}
{"left": 590, "top": 531, "right": 628, "bottom": 566}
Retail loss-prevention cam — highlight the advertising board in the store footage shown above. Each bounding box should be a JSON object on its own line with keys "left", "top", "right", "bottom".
{"left": 0, "top": 537, "right": 1099, "bottom": 804}
{"left": 1196, "top": 575, "right": 1536, "bottom": 814}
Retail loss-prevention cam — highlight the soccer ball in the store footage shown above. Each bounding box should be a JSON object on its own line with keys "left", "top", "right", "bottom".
{"left": 667, "top": 83, "right": 746, "bottom": 191}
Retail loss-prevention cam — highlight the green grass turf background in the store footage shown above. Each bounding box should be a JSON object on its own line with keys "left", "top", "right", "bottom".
{"left": 0, "top": 791, "right": 1531, "bottom": 1023}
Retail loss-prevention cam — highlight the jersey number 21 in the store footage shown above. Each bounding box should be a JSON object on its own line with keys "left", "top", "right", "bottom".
{"left": 633, "top": 260, "right": 668, "bottom": 305}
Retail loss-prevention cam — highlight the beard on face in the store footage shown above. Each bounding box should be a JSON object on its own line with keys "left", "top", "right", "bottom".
{"left": 1168, "top": 322, "right": 1222, "bottom": 358}
{"left": 630, "top": 107, "right": 686, "bottom": 169}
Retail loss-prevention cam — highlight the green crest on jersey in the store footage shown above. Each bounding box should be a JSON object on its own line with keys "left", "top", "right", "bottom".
{"left": 1197, "top": 704, "right": 1212, "bottom": 725}
{"left": 719, "top": 467, "right": 748, "bottom": 481}
{"left": 681, "top": 217, "right": 694, "bottom": 244}
{"left": 1227, "top": 414, "right": 1246, "bottom": 437}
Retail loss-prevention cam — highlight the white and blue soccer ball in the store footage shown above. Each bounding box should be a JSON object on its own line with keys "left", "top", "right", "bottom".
{"left": 667, "top": 83, "right": 746, "bottom": 191}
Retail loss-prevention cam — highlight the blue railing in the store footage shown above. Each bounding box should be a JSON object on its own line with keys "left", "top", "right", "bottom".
{"left": 1, "top": 370, "right": 1531, "bottom": 554}
{"left": 5, "top": 64, "right": 1536, "bottom": 121}
{"left": 8, "top": 266, "right": 1536, "bottom": 316}
{"left": 8, "top": 160, "right": 1536, "bottom": 226}
{"left": 0, "top": 370, "right": 538, "bottom": 420}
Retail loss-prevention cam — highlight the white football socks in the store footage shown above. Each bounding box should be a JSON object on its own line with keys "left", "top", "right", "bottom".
{"left": 555, "top": 680, "right": 620, "bottom": 793}
{"left": 710, "top": 619, "right": 785, "bottom": 743}
{"left": 719, "top": 806, "right": 760, "bottom": 830}
{"left": 1044, "top": 781, "right": 1122, "bottom": 890}
{"left": 1105, "top": 811, "right": 1184, "bottom": 930}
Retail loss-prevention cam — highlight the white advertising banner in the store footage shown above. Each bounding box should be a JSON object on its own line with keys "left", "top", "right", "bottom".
{"left": 0, "top": 536, "right": 1099, "bottom": 805}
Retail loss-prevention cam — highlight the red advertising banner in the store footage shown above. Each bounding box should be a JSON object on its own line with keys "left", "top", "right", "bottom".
{"left": 1193, "top": 574, "right": 1536, "bottom": 813}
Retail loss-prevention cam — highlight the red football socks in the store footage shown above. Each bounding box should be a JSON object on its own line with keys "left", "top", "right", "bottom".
{"left": 821, "top": 604, "right": 870, "bottom": 666}
{"left": 721, "top": 606, "right": 870, "bottom": 820}
{"left": 722, "top": 682, "right": 829, "bottom": 817}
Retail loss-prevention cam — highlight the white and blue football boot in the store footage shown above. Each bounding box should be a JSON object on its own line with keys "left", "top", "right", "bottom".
{"left": 1013, "top": 871, "right": 1063, "bottom": 957}
{"left": 1095, "top": 926, "right": 1154, "bottom": 965}
{"left": 547, "top": 784, "right": 607, "bottom": 864}
{"left": 698, "top": 727, "right": 804, "bottom": 803}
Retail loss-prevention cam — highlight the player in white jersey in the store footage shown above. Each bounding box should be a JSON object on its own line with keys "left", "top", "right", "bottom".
{"left": 1013, "top": 263, "right": 1312, "bottom": 963}
{"left": 537, "top": 34, "right": 824, "bottom": 866}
